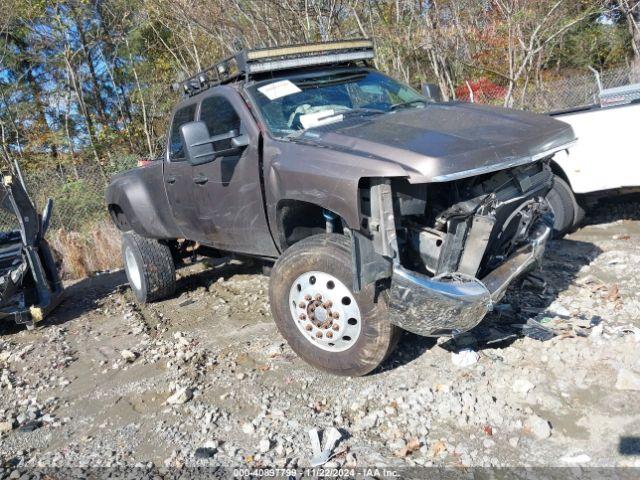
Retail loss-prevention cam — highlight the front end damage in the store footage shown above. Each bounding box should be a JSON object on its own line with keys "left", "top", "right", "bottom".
{"left": 0, "top": 174, "right": 63, "bottom": 329}
{"left": 355, "top": 160, "right": 554, "bottom": 337}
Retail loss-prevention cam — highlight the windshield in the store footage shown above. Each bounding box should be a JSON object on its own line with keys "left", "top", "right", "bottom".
{"left": 246, "top": 70, "right": 426, "bottom": 139}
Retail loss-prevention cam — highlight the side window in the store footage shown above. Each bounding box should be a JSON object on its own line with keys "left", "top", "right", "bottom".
{"left": 169, "top": 104, "right": 196, "bottom": 161}
{"left": 200, "top": 96, "right": 241, "bottom": 151}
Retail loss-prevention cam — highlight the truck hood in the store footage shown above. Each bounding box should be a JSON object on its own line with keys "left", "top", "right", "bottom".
{"left": 292, "top": 102, "right": 576, "bottom": 183}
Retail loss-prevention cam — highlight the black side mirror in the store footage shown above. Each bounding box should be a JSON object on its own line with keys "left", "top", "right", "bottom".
{"left": 181, "top": 122, "right": 249, "bottom": 165}
{"left": 421, "top": 83, "right": 442, "bottom": 103}
{"left": 181, "top": 121, "right": 216, "bottom": 165}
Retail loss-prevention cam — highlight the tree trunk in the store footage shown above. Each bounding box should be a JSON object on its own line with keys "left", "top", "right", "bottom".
{"left": 73, "top": 9, "right": 109, "bottom": 126}
{"left": 8, "top": 33, "right": 59, "bottom": 160}
{"left": 63, "top": 47, "right": 107, "bottom": 181}
{"left": 125, "top": 38, "right": 155, "bottom": 159}
{"left": 625, "top": 1, "right": 640, "bottom": 77}
{"left": 94, "top": 1, "right": 135, "bottom": 124}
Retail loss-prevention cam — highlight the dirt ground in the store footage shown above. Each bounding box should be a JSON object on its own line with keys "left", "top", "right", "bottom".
{"left": 1, "top": 196, "right": 639, "bottom": 476}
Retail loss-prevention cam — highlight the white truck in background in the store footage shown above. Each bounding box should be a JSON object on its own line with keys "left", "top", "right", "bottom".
{"left": 547, "top": 83, "right": 640, "bottom": 236}
{"left": 421, "top": 78, "right": 640, "bottom": 237}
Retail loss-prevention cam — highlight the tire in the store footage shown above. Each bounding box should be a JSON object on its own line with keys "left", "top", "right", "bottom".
{"left": 573, "top": 195, "right": 586, "bottom": 229}
{"left": 121, "top": 231, "right": 176, "bottom": 303}
{"left": 546, "top": 175, "right": 582, "bottom": 238}
{"left": 261, "top": 262, "right": 273, "bottom": 277}
{"left": 269, "top": 234, "right": 400, "bottom": 376}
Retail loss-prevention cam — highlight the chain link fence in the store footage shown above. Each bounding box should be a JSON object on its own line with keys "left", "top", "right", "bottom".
{"left": 1, "top": 65, "right": 638, "bottom": 278}
{"left": 455, "top": 64, "right": 640, "bottom": 111}
{"left": 0, "top": 157, "right": 138, "bottom": 232}
{"left": 0, "top": 157, "right": 138, "bottom": 278}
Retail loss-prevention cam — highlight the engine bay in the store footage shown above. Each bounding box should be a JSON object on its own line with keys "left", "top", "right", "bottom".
{"left": 360, "top": 161, "right": 554, "bottom": 280}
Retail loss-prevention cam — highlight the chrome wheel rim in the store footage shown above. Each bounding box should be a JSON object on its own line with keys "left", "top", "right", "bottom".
{"left": 124, "top": 247, "right": 142, "bottom": 291}
{"left": 288, "top": 271, "right": 362, "bottom": 352}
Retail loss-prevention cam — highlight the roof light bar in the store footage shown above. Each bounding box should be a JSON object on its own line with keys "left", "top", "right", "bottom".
{"left": 172, "top": 38, "right": 374, "bottom": 97}
{"left": 247, "top": 51, "right": 374, "bottom": 73}
{"left": 246, "top": 39, "right": 374, "bottom": 61}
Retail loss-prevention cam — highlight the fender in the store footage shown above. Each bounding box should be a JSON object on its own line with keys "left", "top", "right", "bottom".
{"left": 263, "top": 137, "right": 408, "bottom": 235}
{"left": 105, "top": 162, "right": 182, "bottom": 239}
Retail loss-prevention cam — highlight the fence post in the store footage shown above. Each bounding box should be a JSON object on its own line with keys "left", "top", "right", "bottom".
{"left": 465, "top": 81, "right": 474, "bottom": 103}
{"left": 588, "top": 66, "right": 603, "bottom": 95}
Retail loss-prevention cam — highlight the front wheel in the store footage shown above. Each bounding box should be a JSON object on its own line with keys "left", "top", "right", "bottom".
{"left": 269, "top": 234, "right": 400, "bottom": 376}
{"left": 546, "top": 175, "right": 584, "bottom": 238}
{"left": 121, "top": 231, "right": 176, "bottom": 303}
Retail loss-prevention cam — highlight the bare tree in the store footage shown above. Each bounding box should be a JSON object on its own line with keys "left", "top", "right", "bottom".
{"left": 615, "top": 0, "right": 640, "bottom": 71}
{"left": 494, "top": 0, "right": 599, "bottom": 106}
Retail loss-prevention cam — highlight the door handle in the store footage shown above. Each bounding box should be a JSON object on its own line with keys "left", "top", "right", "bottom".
{"left": 193, "top": 175, "right": 208, "bottom": 185}
{"left": 166, "top": 175, "right": 176, "bottom": 184}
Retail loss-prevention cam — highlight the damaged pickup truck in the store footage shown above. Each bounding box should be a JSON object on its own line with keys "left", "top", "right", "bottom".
{"left": 106, "top": 40, "right": 575, "bottom": 376}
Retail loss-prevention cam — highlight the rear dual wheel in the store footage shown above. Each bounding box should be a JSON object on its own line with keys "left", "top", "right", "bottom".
{"left": 121, "top": 231, "right": 176, "bottom": 303}
{"left": 269, "top": 234, "right": 400, "bottom": 376}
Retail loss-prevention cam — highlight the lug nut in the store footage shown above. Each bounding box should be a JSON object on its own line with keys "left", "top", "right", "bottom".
{"left": 304, "top": 294, "right": 312, "bottom": 301}
{"left": 323, "top": 300, "right": 333, "bottom": 308}
{"left": 305, "top": 323, "right": 313, "bottom": 331}
{"left": 326, "top": 331, "right": 333, "bottom": 339}
{"left": 298, "top": 313, "right": 306, "bottom": 320}
{"left": 298, "top": 301, "right": 306, "bottom": 308}
{"left": 332, "top": 324, "right": 340, "bottom": 331}
{"left": 315, "top": 293, "right": 323, "bottom": 301}
{"left": 332, "top": 311, "right": 340, "bottom": 319}
{"left": 315, "top": 331, "right": 323, "bottom": 338}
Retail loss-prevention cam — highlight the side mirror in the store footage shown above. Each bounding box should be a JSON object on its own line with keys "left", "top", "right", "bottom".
{"left": 421, "top": 83, "right": 442, "bottom": 103}
{"left": 181, "top": 121, "right": 216, "bottom": 165}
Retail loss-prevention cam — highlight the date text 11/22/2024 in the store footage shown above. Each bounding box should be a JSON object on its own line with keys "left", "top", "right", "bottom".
{"left": 233, "top": 467, "right": 400, "bottom": 477}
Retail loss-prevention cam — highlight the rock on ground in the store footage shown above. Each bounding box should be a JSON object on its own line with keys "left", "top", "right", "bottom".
{"left": 1, "top": 196, "right": 640, "bottom": 469}
{"left": 615, "top": 368, "right": 640, "bottom": 391}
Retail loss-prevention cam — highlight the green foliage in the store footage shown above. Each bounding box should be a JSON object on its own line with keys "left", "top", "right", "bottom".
{"left": 548, "top": 18, "right": 634, "bottom": 70}
{"left": 47, "top": 179, "right": 106, "bottom": 232}
{"left": 104, "top": 154, "right": 139, "bottom": 176}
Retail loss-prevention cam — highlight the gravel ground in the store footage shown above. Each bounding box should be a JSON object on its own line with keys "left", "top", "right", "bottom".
{"left": 1, "top": 197, "right": 639, "bottom": 476}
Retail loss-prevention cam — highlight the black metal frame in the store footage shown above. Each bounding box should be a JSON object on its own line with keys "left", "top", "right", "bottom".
{"left": 171, "top": 39, "right": 375, "bottom": 98}
{"left": 0, "top": 172, "right": 64, "bottom": 329}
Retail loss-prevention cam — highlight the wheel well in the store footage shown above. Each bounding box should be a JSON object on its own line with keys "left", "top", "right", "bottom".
{"left": 550, "top": 160, "right": 571, "bottom": 188}
{"left": 276, "top": 200, "right": 343, "bottom": 251}
{"left": 108, "top": 204, "right": 131, "bottom": 231}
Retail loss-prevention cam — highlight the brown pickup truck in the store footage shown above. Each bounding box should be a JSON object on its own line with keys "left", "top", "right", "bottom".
{"left": 106, "top": 40, "right": 575, "bottom": 376}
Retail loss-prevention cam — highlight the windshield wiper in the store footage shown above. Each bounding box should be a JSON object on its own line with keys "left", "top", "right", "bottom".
{"left": 389, "top": 99, "right": 428, "bottom": 110}
{"left": 338, "top": 107, "right": 386, "bottom": 118}
{"left": 285, "top": 130, "right": 306, "bottom": 140}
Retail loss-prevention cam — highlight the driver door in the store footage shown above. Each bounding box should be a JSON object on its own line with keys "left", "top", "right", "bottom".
{"left": 189, "top": 90, "right": 277, "bottom": 256}
{"left": 163, "top": 102, "right": 203, "bottom": 240}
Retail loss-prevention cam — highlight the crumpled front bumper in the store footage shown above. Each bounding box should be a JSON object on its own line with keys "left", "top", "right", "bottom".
{"left": 388, "top": 218, "right": 552, "bottom": 336}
